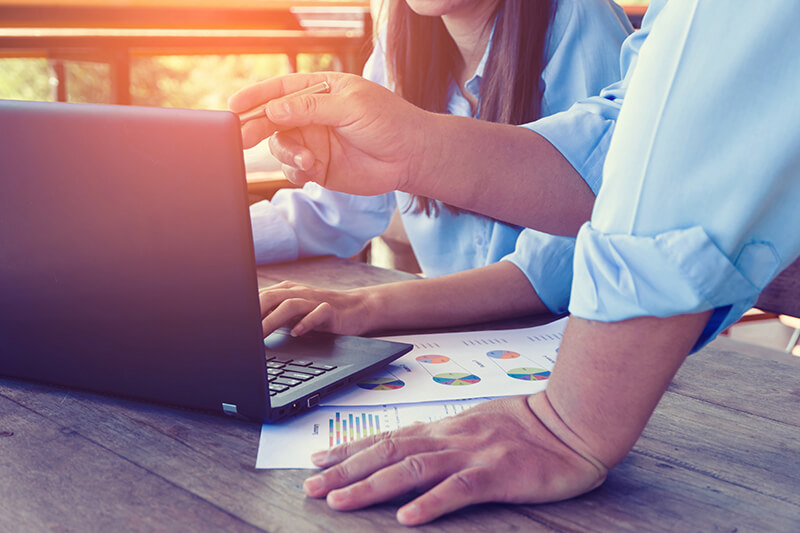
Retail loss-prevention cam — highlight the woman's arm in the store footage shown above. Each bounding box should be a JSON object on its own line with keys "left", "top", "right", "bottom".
{"left": 258, "top": 261, "right": 549, "bottom": 337}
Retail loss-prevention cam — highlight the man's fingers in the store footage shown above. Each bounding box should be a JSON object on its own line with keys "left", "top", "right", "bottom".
{"left": 397, "top": 467, "right": 495, "bottom": 526}
{"left": 269, "top": 131, "right": 316, "bottom": 172}
{"left": 311, "top": 425, "right": 429, "bottom": 468}
{"left": 228, "top": 73, "right": 330, "bottom": 114}
{"left": 304, "top": 436, "right": 450, "bottom": 498}
{"left": 241, "top": 119, "right": 277, "bottom": 150}
{"left": 265, "top": 87, "right": 353, "bottom": 129}
{"left": 325, "top": 450, "right": 467, "bottom": 512}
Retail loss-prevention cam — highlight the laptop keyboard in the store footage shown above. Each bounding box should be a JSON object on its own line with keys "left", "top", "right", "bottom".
{"left": 266, "top": 355, "right": 337, "bottom": 397}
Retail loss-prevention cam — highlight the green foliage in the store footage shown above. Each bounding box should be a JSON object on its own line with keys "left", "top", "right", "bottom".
{"left": 0, "top": 58, "right": 54, "bottom": 102}
{"left": 0, "top": 53, "right": 336, "bottom": 110}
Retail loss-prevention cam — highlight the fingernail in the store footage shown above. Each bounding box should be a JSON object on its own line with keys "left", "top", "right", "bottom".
{"left": 328, "top": 487, "right": 349, "bottom": 505}
{"left": 293, "top": 154, "right": 307, "bottom": 170}
{"left": 398, "top": 503, "right": 420, "bottom": 523}
{"left": 310, "top": 450, "right": 328, "bottom": 464}
{"left": 266, "top": 100, "right": 290, "bottom": 121}
{"left": 290, "top": 324, "right": 305, "bottom": 337}
{"left": 304, "top": 475, "right": 324, "bottom": 494}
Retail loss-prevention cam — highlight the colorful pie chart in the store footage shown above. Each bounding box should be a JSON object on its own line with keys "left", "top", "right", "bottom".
{"left": 432, "top": 372, "right": 481, "bottom": 386}
{"left": 357, "top": 377, "right": 405, "bottom": 391}
{"left": 416, "top": 354, "right": 451, "bottom": 364}
{"left": 486, "top": 350, "right": 521, "bottom": 359}
{"left": 507, "top": 367, "right": 550, "bottom": 381}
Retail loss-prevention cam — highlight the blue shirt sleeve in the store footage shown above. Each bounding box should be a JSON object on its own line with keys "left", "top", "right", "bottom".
{"left": 522, "top": 1, "right": 659, "bottom": 195}
{"left": 249, "top": 36, "right": 395, "bottom": 265}
{"left": 501, "top": 0, "right": 632, "bottom": 314}
{"left": 569, "top": 0, "right": 800, "bottom": 349}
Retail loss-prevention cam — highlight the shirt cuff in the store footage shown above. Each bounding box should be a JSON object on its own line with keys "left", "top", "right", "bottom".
{"left": 522, "top": 101, "right": 618, "bottom": 196}
{"left": 249, "top": 200, "right": 299, "bottom": 265}
{"left": 569, "top": 222, "right": 763, "bottom": 349}
{"left": 503, "top": 230, "right": 576, "bottom": 315}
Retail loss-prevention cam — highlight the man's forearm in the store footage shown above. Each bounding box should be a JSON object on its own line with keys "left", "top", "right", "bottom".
{"left": 533, "top": 312, "right": 712, "bottom": 467}
{"left": 411, "top": 114, "right": 594, "bottom": 237}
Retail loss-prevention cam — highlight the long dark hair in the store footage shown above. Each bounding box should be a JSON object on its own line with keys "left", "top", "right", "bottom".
{"left": 380, "top": 0, "right": 554, "bottom": 216}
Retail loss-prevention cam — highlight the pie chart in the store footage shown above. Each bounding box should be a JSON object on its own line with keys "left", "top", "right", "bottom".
{"left": 507, "top": 367, "right": 550, "bottom": 381}
{"left": 416, "top": 355, "right": 451, "bottom": 364}
{"left": 357, "top": 377, "right": 405, "bottom": 391}
{"left": 432, "top": 372, "right": 481, "bottom": 386}
{"left": 486, "top": 350, "right": 521, "bottom": 359}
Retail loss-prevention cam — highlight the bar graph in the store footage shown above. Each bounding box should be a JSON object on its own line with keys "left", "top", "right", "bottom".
{"left": 329, "top": 410, "right": 382, "bottom": 447}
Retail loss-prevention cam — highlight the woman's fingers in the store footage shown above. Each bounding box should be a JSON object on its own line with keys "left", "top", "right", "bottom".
{"left": 260, "top": 298, "right": 316, "bottom": 334}
{"left": 289, "top": 302, "right": 333, "bottom": 336}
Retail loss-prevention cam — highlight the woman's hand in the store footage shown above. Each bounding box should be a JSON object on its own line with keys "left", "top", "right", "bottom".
{"left": 229, "top": 72, "right": 433, "bottom": 197}
{"left": 303, "top": 394, "right": 607, "bottom": 526}
{"left": 258, "top": 281, "right": 375, "bottom": 337}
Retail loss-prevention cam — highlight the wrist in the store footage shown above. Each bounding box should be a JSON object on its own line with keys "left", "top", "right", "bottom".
{"left": 353, "top": 286, "right": 387, "bottom": 334}
{"left": 528, "top": 391, "right": 610, "bottom": 479}
{"left": 402, "top": 110, "right": 448, "bottom": 196}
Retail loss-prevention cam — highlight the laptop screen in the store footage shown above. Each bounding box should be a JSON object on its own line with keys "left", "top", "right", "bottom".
{"left": 0, "top": 100, "right": 270, "bottom": 420}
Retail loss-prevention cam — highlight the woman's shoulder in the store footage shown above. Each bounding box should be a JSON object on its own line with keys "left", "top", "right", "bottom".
{"left": 549, "top": 0, "right": 631, "bottom": 40}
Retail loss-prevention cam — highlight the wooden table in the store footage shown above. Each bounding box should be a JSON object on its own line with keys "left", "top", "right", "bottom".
{"left": 1, "top": 256, "right": 798, "bottom": 531}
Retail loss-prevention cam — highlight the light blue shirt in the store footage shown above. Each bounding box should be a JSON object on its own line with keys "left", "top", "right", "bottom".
{"left": 249, "top": 0, "right": 631, "bottom": 314}
{"left": 541, "top": 0, "right": 800, "bottom": 348}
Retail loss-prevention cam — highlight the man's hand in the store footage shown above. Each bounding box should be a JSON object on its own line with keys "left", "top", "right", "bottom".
{"left": 229, "top": 73, "right": 430, "bottom": 196}
{"left": 303, "top": 395, "right": 607, "bottom": 526}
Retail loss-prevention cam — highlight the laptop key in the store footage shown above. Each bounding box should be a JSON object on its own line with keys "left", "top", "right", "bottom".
{"left": 309, "top": 363, "right": 337, "bottom": 371}
{"left": 282, "top": 371, "right": 313, "bottom": 381}
{"left": 267, "top": 361, "right": 285, "bottom": 369}
{"left": 286, "top": 366, "right": 325, "bottom": 376}
{"left": 273, "top": 358, "right": 293, "bottom": 364}
{"left": 273, "top": 377, "right": 302, "bottom": 387}
{"left": 267, "top": 368, "right": 283, "bottom": 375}
{"left": 290, "top": 360, "right": 313, "bottom": 367}
{"left": 269, "top": 383, "right": 289, "bottom": 393}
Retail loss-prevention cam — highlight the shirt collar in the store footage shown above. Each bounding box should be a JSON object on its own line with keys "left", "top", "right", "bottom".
{"left": 464, "top": 19, "right": 496, "bottom": 99}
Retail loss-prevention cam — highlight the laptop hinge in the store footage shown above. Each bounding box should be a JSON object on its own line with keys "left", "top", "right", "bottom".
{"left": 222, "top": 403, "right": 238, "bottom": 416}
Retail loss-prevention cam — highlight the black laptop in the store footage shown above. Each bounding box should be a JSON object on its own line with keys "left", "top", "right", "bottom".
{"left": 0, "top": 99, "right": 411, "bottom": 422}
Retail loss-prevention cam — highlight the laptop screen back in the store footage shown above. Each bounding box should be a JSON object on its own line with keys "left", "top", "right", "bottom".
{"left": 0, "top": 100, "right": 269, "bottom": 420}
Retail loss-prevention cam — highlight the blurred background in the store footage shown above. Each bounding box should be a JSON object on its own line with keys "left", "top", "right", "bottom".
{"left": 0, "top": 1, "right": 648, "bottom": 108}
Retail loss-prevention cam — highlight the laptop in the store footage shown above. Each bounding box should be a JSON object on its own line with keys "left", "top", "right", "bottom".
{"left": 0, "top": 99, "right": 411, "bottom": 423}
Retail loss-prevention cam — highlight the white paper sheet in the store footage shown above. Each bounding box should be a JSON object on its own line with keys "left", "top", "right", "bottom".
{"left": 257, "top": 399, "right": 489, "bottom": 469}
{"left": 320, "top": 317, "right": 567, "bottom": 407}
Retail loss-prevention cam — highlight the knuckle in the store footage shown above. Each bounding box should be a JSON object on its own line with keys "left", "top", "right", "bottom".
{"left": 300, "top": 94, "right": 319, "bottom": 115}
{"left": 325, "top": 463, "right": 352, "bottom": 486}
{"left": 450, "top": 469, "right": 483, "bottom": 497}
{"left": 400, "top": 455, "right": 427, "bottom": 481}
{"left": 374, "top": 438, "right": 401, "bottom": 462}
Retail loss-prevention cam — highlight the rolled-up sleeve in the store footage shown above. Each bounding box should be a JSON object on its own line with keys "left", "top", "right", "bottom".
{"left": 503, "top": 230, "right": 576, "bottom": 314}
{"left": 251, "top": 185, "right": 395, "bottom": 264}
{"left": 569, "top": 0, "right": 800, "bottom": 349}
{"left": 522, "top": 3, "right": 655, "bottom": 195}
{"left": 499, "top": 0, "right": 631, "bottom": 313}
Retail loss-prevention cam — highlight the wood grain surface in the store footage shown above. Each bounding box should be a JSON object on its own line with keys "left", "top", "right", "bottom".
{"left": 2, "top": 257, "right": 799, "bottom": 532}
